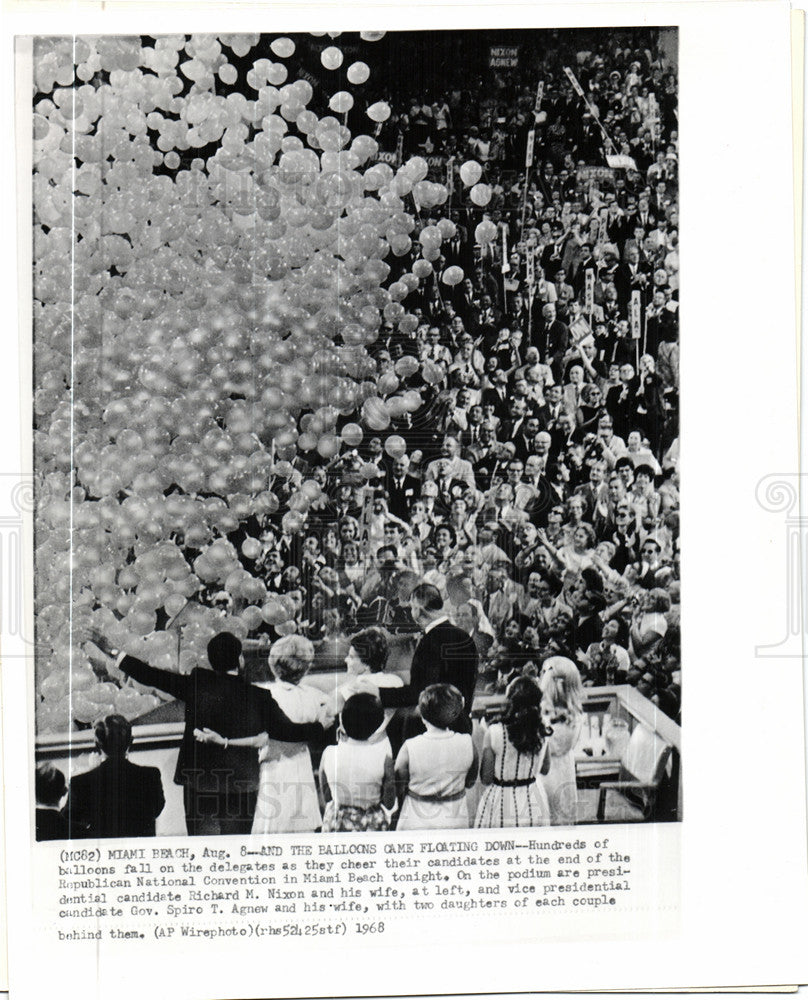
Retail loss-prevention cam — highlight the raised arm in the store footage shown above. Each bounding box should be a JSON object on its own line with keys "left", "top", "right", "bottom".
{"left": 120, "top": 654, "right": 190, "bottom": 701}
{"left": 88, "top": 631, "right": 191, "bottom": 701}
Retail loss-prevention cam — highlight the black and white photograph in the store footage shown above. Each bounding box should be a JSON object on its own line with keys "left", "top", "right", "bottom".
{"left": 5, "top": 3, "right": 808, "bottom": 998}
{"left": 30, "top": 28, "right": 683, "bottom": 839}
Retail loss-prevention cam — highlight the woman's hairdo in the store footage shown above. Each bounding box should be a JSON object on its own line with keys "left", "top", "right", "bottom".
{"left": 268, "top": 634, "right": 315, "bottom": 684}
{"left": 349, "top": 628, "right": 389, "bottom": 674}
{"left": 648, "top": 588, "right": 672, "bottom": 613}
{"left": 95, "top": 714, "right": 133, "bottom": 758}
{"left": 418, "top": 683, "right": 464, "bottom": 728}
{"left": 340, "top": 692, "right": 384, "bottom": 741}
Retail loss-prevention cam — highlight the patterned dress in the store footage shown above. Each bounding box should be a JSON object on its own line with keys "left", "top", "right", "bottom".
{"left": 474, "top": 722, "right": 550, "bottom": 828}
{"left": 320, "top": 738, "right": 391, "bottom": 832}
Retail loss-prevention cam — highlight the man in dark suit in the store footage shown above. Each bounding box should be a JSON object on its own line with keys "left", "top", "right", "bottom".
{"left": 90, "top": 631, "right": 324, "bottom": 836}
{"left": 614, "top": 246, "right": 650, "bottom": 309}
{"left": 378, "top": 583, "right": 479, "bottom": 748}
{"left": 385, "top": 456, "right": 421, "bottom": 521}
{"left": 480, "top": 368, "right": 511, "bottom": 421}
{"left": 67, "top": 715, "right": 165, "bottom": 839}
{"left": 606, "top": 364, "right": 641, "bottom": 440}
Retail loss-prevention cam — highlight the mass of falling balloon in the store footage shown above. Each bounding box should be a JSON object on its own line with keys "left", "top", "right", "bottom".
{"left": 32, "top": 33, "right": 500, "bottom": 733}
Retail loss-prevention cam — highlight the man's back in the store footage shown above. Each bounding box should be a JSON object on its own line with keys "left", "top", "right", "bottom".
{"left": 411, "top": 621, "right": 479, "bottom": 717}
{"left": 175, "top": 668, "right": 265, "bottom": 792}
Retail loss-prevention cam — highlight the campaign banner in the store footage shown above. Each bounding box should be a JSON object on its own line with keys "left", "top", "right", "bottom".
{"left": 534, "top": 80, "right": 544, "bottom": 114}
{"left": 606, "top": 153, "right": 639, "bottom": 172}
{"left": 375, "top": 150, "right": 447, "bottom": 171}
{"left": 570, "top": 315, "right": 592, "bottom": 344}
{"left": 576, "top": 165, "right": 615, "bottom": 186}
{"left": 525, "top": 129, "right": 535, "bottom": 168}
{"left": 563, "top": 65, "right": 585, "bottom": 97}
{"left": 630, "top": 290, "right": 643, "bottom": 339}
{"left": 489, "top": 45, "right": 519, "bottom": 68}
{"left": 584, "top": 269, "right": 595, "bottom": 313}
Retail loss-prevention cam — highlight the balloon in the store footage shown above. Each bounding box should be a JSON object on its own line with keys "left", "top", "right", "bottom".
{"left": 340, "top": 422, "right": 364, "bottom": 447}
{"left": 377, "top": 372, "right": 400, "bottom": 395}
{"left": 470, "top": 183, "right": 492, "bottom": 206}
{"left": 240, "top": 605, "right": 263, "bottom": 630}
{"left": 329, "top": 91, "right": 354, "bottom": 114}
{"left": 422, "top": 360, "right": 445, "bottom": 385}
{"left": 316, "top": 433, "right": 341, "bottom": 459}
{"left": 261, "top": 599, "right": 286, "bottom": 625}
{"left": 320, "top": 46, "right": 344, "bottom": 70}
{"left": 346, "top": 61, "right": 370, "bottom": 85}
{"left": 270, "top": 37, "right": 295, "bottom": 58}
{"left": 361, "top": 396, "right": 391, "bottom": 431}
{"left": 394, "top": 355, "right": 420, "bottom": 377}
{"left": 366, "top": 101, "right": 391, "bottom": 124}
{"left": 384, "top": 434, "right": 407, "bottom": 459}
{"left": 442, "top": 265, "right": 464, "bottom": 286}
{"left": 241, "top": 537, "right": 262, "bottom": 559}
{"left": 475, "top": 219, "right": 498, "bottom": 244}
{"left": 459, "top": 160, "right": 482, "bottom": 186}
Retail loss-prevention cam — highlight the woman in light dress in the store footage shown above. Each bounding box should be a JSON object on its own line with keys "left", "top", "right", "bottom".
{"left": 539, "top": 656, "right": 584, "bottom": 826}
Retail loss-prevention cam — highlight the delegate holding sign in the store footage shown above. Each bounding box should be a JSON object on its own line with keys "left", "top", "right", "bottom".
{"left": 489, "top": 45, "right": 519, "bottom": 68}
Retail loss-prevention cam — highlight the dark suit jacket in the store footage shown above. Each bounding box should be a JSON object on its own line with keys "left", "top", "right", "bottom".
{"left": 120, "top": 658, "right": 323, "bottom": 794}
{"left": 606, "top": 380, "right": 640, "bottom": 439}
{"left": 384, "top": 473, "right": 421, "bottom": 521}
{"left": 68, "top": 758, "right": 165, "bottom": 839}
{"left": 36, "top": 807, "right": 71, "bottom": 841}
{"left": 614, "top": 261, "right": 651, "bottom": 307}
{"left": 480, "top": 386, "right": 511, "bottom": 421}
{"left": 378, "top": 620, "right": 479, "bottom": 727}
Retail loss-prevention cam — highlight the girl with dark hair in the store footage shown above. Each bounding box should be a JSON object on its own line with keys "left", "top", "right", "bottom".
{"left": 474, "top": 676, "right": 552, "bottom": 828}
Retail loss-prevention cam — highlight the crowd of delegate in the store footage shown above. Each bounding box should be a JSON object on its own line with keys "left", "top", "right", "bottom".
{"left": 220, "top": 28, "right": 681, "bottom": 723}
